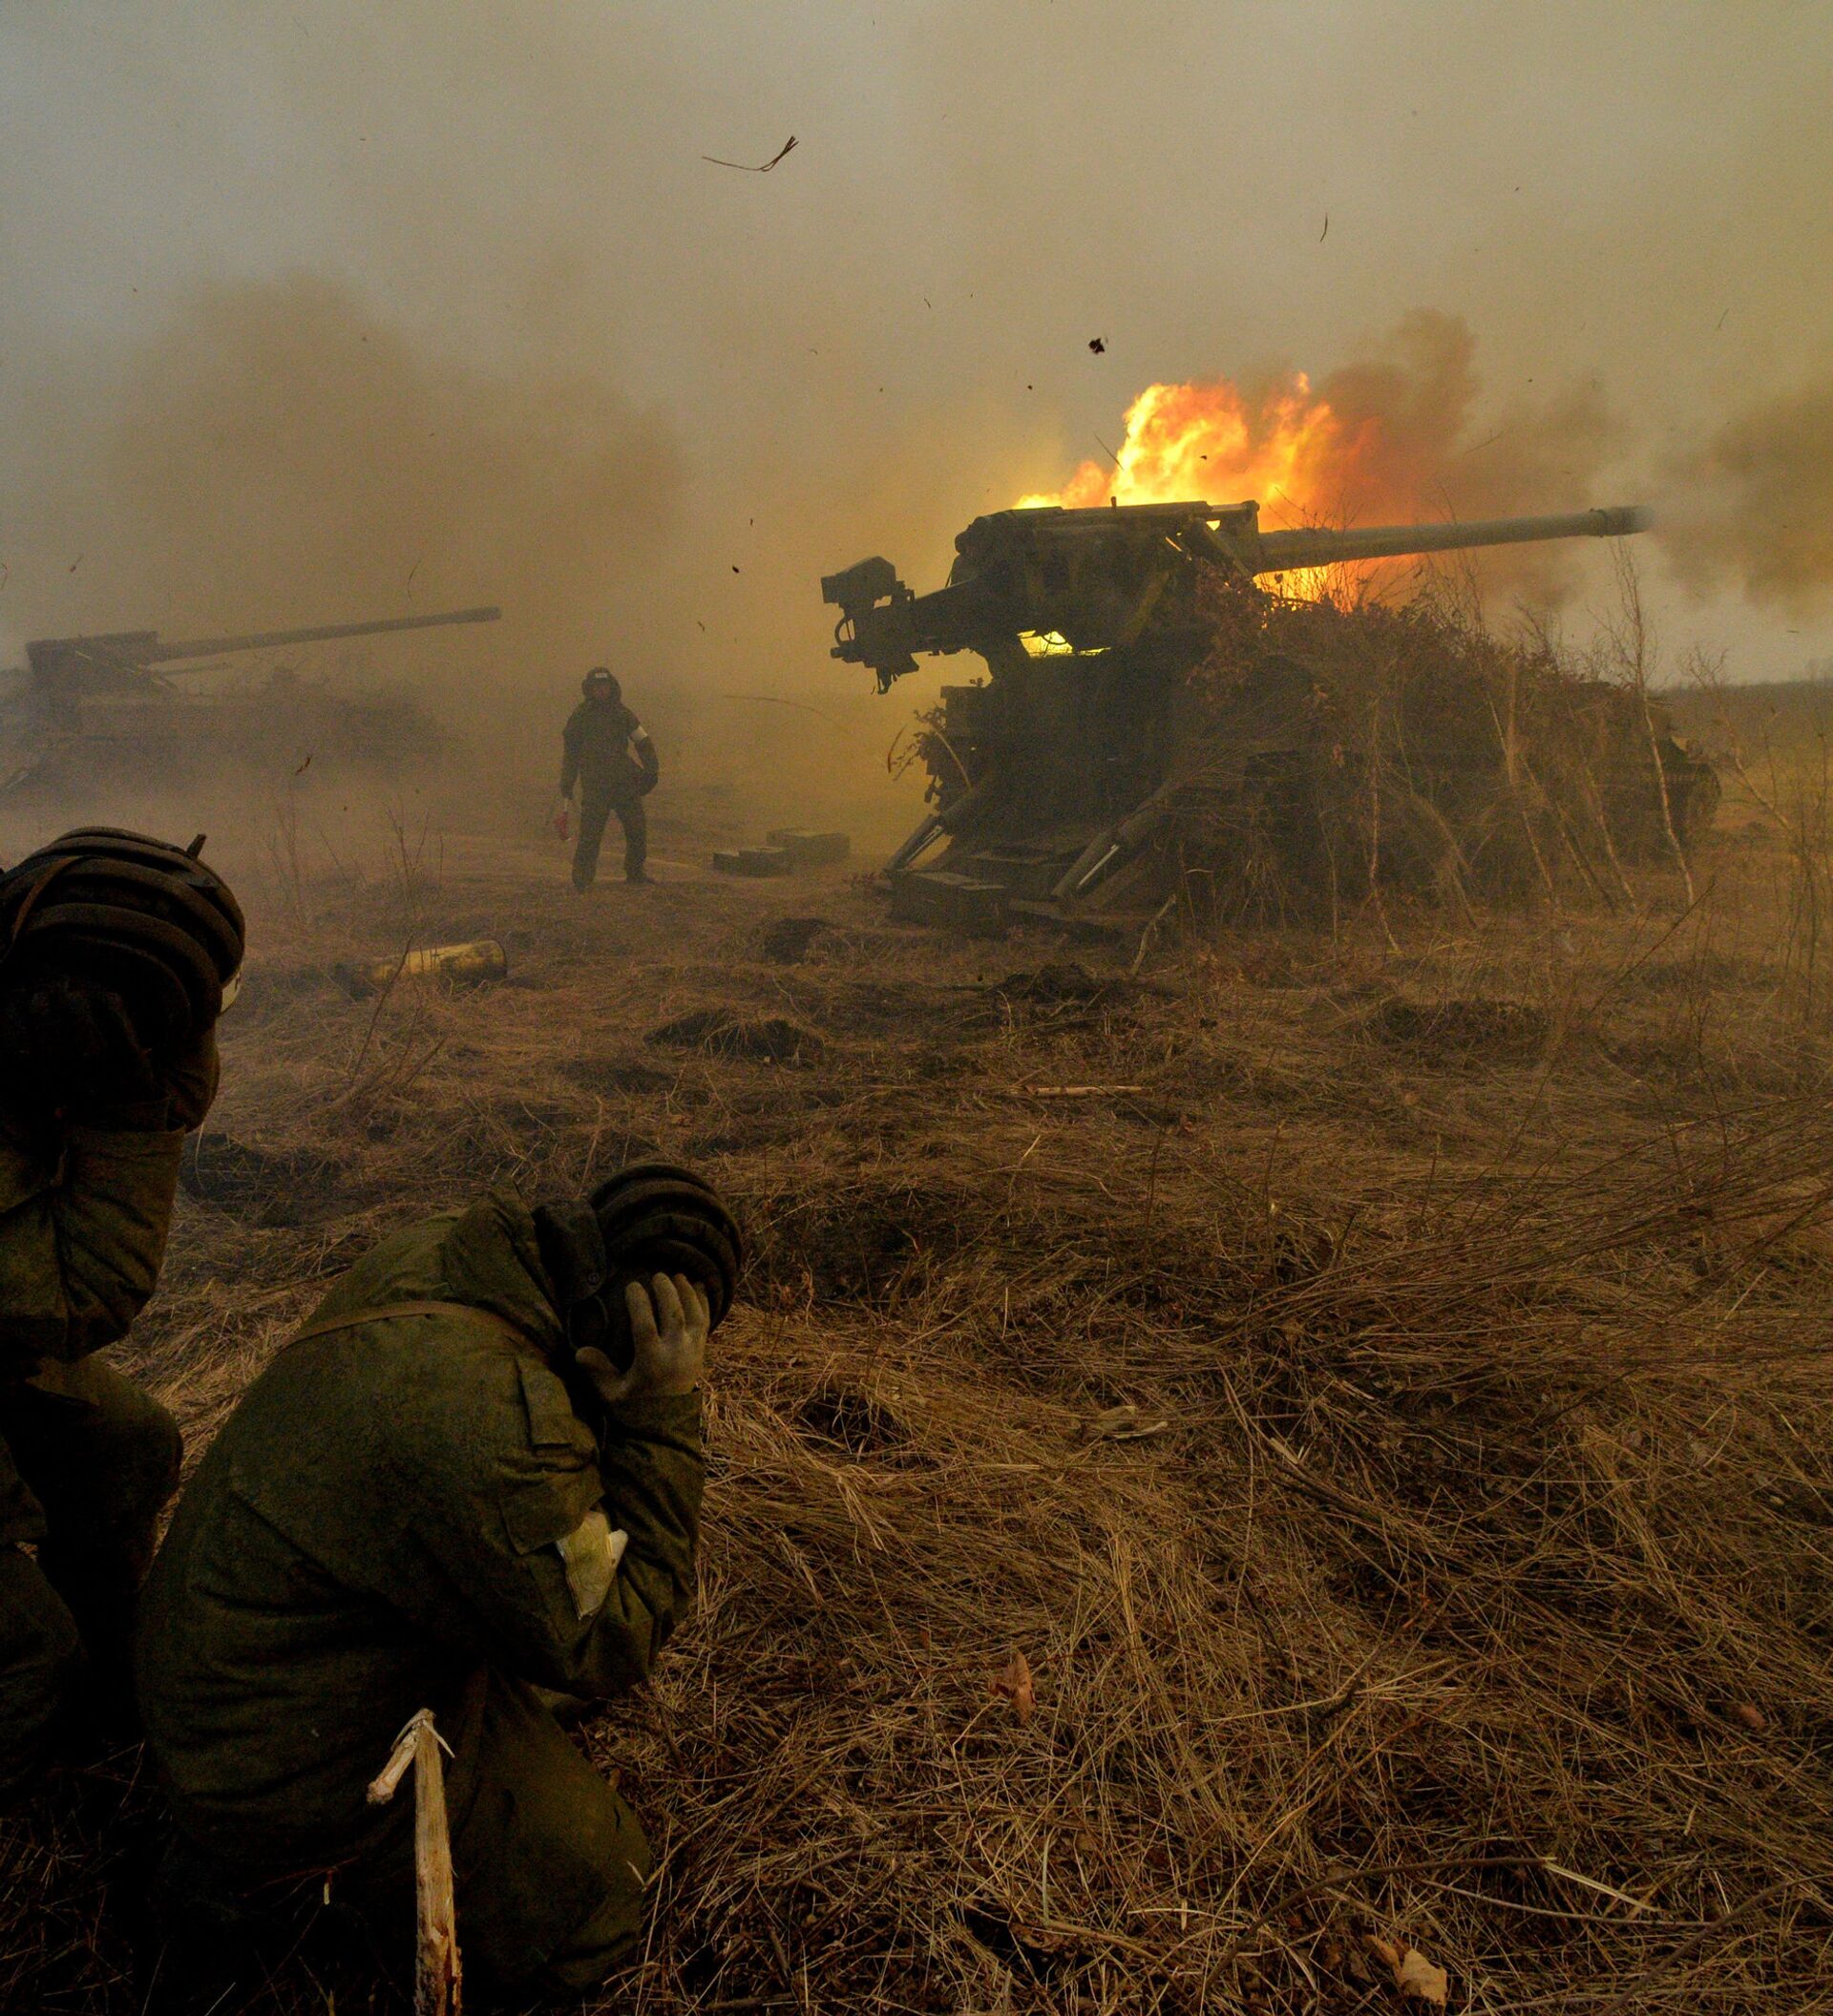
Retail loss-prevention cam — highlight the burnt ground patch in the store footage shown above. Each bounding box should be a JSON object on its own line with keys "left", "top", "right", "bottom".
{"left": 1368, "top": 993, "right": 1549, "bottom": 1061}
{"left": 179, "top": 1131, "right": 348, "bottom": 1225}
{"left": 646, "top": 1008, "right": 824, "bottom": 1064}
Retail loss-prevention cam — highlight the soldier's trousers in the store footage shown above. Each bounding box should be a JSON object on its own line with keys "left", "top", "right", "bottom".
{"left": 158, "top": 1670, "right": 652, "bottom": 2003}
{"left": 573, "top": 788, "right": 647, "bottom": 888}
{"left": 0, "top": 1359, "right": 182, "bottom": 1797}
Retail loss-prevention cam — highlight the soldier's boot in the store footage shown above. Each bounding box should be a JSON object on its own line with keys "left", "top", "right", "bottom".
{"left": 144, "top": 1822, "right": 386, "bottom": 2013}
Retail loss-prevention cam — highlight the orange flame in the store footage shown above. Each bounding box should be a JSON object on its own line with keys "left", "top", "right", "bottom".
{"left": 1019, "top": 370, "right": 1386, "bottom": 526}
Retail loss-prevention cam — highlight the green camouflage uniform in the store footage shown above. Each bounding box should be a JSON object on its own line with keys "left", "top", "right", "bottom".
{"left": 0, "top": 1104, "right": 189, "bottom": 1796}
{"left": 136, "top": 1189, "right": 704, "bottom": 1999}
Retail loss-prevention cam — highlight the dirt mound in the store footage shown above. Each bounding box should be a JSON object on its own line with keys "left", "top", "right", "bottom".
{"left": 558, "top": 1055, "right": 684, "bottom": 1097}
{"left": 966, "top": 961, "right": 1151, "bottom": 1030}
{"left": 741, "top": 1172, "right": 967, "bottom": 1303}
{"left": 759, "top": 915, "right": 830, "bottom": 964}
{"left": 1370, "top": 993, "right": 1550, "bottom": 1059}
{"left": 987, "top": 959, "right": 1108, "bottom": 1003}
{"left": 179, "top": 1130, "right": 346, "bottom": 1223}
{"left": 791, "top": 1377, "right": 915, "bottom": 1460}
{"left": 645, "top": 1008, "right": 823, "bottom": 1064}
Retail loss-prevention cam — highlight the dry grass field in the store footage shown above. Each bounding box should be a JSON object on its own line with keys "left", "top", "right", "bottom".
{"left": 7, "top": 729, "right": 1833, "bottom": 2014}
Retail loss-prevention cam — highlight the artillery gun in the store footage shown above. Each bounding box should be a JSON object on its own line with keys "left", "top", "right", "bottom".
{"left": 822, "top": 501, "right": 1716, "bottom": 929}
{"left": 0, "top": 605, "right": 501, "bottom": 801}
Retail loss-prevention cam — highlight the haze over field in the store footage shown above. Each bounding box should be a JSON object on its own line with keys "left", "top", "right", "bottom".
{"left": 1, "top": 1, "right": 1829, "bottom": 798}
{"left": 12, "top": 19, "right": 1833, "bottom": 2014}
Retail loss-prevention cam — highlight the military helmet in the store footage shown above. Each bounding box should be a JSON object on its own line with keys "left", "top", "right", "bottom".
{"left": 0, "top": 828, "right": 245, "bottom": 1052}
{"left": 582, "top": 665, "right": 622, "bottom": 700}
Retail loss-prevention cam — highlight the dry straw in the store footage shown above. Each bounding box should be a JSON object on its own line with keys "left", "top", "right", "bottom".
{"left": 5, "top": 611, "right": 1832, "bottom": 2015}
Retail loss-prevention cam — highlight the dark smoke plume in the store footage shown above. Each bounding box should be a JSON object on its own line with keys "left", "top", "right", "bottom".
{"left": 1310, "top": 313, "right": 1617, "bottom": 518}
{"left": 14, "top": 274, "right": 684, "bottom": 728}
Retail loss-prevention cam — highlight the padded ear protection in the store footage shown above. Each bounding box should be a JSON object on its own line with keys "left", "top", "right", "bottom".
{"left": 537, "top": 1163, "right": 744, "bottom": 1376}
{"left": 0, "top": 828, "right": 245, "bottom": 1053}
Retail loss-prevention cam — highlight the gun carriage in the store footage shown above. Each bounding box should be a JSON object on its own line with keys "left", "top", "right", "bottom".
{"left": 823, "top": 501, "right": 1714, "bottom": 929}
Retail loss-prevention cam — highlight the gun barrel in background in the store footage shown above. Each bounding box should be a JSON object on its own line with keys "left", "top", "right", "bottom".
{"left": 144, "top": 605, "right": 503, "bottom": 665}
{"left": 1248, "top": 506, "right": 1650, "bottom": 577}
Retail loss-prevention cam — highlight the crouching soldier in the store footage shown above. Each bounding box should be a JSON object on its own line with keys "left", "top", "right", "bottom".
{"left": 136, "top": 1163, "right": 741, "bottom": 2003}
{"left": 0, "top": 829, "right": 242, "bottom": 1800}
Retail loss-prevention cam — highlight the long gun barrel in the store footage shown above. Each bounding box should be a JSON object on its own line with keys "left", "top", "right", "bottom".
{"left": 825, "top": 499, "right": 1651, "bottom": 686}
{"left": 144, "top": 605, "right": 502, "bottom": 666}
{"left": 1245, "top": 506, "right": 1650, "bottom": 577}
{"left": 23, "top": 605, "right": 502, "bottom": 688}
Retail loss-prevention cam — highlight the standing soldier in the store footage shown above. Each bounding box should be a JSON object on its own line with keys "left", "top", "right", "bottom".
{"left": 0, "top": 829, "right": 243, "bottom": 1798}
{"left": 137, "top": 1163, "right": 740, "bottom": 2003}
{"left": 559, "top": 667, "right": 660, "bottom": 890}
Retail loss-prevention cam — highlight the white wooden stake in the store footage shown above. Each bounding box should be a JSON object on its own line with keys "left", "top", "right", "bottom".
{"left": 368, "top": 1708, "right": 461, "bottom": 2016}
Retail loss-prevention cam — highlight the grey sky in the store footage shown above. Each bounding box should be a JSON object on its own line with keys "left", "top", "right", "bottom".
{"left": 2, "top": 1, "right": 1829, "bottom": 694}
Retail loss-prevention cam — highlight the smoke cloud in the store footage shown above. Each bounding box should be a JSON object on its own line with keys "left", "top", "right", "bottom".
{"left": 1299, "top": 310, "right": 1624, "bottom": 604}
{"left": 1657, "top": 384, "right": 1833, "bottom": 616}
{"left": 1034, "top": 311, "right": 1625, "bottom": 604}
{"left": 1311, "top": 312, "right": 1612, "bottom": 501}
{"left": 0, "top": 0, "right": 1827, "bottom": 844}
{"left": 53, "top": 275, "right": 683, "bottom": 692}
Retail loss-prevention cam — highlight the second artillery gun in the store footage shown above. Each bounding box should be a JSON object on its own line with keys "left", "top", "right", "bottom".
{"left": 822, "top": 500, "right": 1716, "bottom": 929}
{"left": 0, "top": 605, "right": 501, "bottom": 802}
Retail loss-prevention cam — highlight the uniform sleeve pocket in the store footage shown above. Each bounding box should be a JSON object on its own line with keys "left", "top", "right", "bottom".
{"left": 516, "top": 1358, "right": 588, "bottom": 1450}
{"left": 497, "top": 1483, "right": 629, "bottom": 1622}
{"left": 555, "top": 1508, "right": 629, "bottom": 1619}
{"left": 499, "top": 1474, "right": 599, "bottom": 1555}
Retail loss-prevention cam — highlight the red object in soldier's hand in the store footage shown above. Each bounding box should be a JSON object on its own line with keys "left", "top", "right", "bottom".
{"left": 553, "top": 808, "right": 571, "bottom": 842}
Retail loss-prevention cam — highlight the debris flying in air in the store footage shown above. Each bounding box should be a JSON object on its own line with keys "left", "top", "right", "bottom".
{"left": 703, "top": 135, "right": 798, "bottom": 173}
{"left": 1087, "top": 337, "right": 1106, "bottom": 354}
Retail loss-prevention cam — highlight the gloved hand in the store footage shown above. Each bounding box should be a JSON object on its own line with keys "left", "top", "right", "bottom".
{"left": 0, "top": 974, "right": 166, "bottom": 1127}
{"left": 577, "top": 1272, "right": 708, "bottom": 1409}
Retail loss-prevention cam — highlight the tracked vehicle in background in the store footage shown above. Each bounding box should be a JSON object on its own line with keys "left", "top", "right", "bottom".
{"left": 822, "top": 500, "right": 1716, "bottom": 929}
{"left": 0, "top": 605, "right": 501, "bottom": 802}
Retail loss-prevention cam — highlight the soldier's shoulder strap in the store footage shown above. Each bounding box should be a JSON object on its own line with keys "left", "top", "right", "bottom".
{"left": 287, "top": 1298, "right": 533, "bottom": 1349}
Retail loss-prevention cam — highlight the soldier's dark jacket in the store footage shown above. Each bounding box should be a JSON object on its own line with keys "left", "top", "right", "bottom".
{"left": 136, "top": 1188, "right": 703, "bottom": 1875}
{"left": 559, "top": 699, "right": 658, "bottom": 803}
